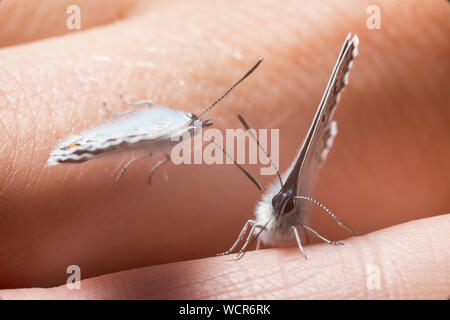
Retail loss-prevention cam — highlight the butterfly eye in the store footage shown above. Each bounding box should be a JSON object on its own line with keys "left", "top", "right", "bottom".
{"left": 272, "top": 193, "right": 295, "bottom": 215}
{"left": 283, "top": 198, "right": 295, "bottom": 214}
{"left": 271, "top": 194, "right": 282, "bottom": 208}
{"left": 321, "top": 114, "right": 326, "bottom": 122}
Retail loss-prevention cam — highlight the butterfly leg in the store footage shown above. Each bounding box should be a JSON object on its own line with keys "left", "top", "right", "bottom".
{"left": 103, "top": 95, "right": 153, "bottom": 117}
{"left": 300, "top": 223, "right": 344, "bottom": 246}
{"left": 148, "top": 153, "right": 170, "bottom": 184}
{"left": 256, "top": 237, "right": 262, "bottom": 250}
{"left": 217, "top": 220, "right": 256, "bottom": 256}
{"left": 236, "top": 222, "right": 264, "bottom": 259}
{"left": 291, "top": 226, "right": 307, "bottom": 259}
{"left": 301, "top": 225, "right": 310, "bottom": 244}
{"left": 116, "top": 154, "right": 152, "bottom": 182}
{"left": 103, "top": 101, "right": 138, "bottom": 117}
{"left": 119, "top": 95, "right": 153, "bottom": 108}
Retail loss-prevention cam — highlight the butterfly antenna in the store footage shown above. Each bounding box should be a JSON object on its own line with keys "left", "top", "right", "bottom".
{"left": 197, "top": 58, "right": 263, "bottom": 119}
{"left": 203, "top": 133, "right": 263, "bottom": 193}
{"left": 296, "top": 196, "right": 358, "bottom": 235}
{"left": 237, "top": 114, "right": 284, "bottom": 188}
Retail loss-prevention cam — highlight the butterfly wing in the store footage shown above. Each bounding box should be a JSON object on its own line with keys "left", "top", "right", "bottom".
{"left": 47, "top": 107, "right": 192, "bottom": 165}
{"left": 283, "top": 33, "right": 359, "bottom": 196}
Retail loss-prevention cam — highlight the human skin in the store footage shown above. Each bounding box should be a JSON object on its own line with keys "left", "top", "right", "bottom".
{"left": 0, "top": 0, "right": 449, "bottom": 299}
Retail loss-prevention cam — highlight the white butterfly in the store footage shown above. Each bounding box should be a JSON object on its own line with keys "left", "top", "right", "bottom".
{"left": 219, "top": 34, "right": 359, "bottom": 259}
{"left": 47, "top": 59, "right": 263, "bottom": 183}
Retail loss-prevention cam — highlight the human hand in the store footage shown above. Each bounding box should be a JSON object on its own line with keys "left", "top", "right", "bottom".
{"left": 0, "top": 0, "right": 448, "bottom": 299}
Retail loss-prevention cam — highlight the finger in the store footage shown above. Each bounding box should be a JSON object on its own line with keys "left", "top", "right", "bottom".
{"left": 0, "top": 0, "right": 150, "bottom": 48}
{"left": 0, "top": 0, "right": 449, "bottom": 289}
{"left": 1, "top": 215, "right": 448, "bottom": 299}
